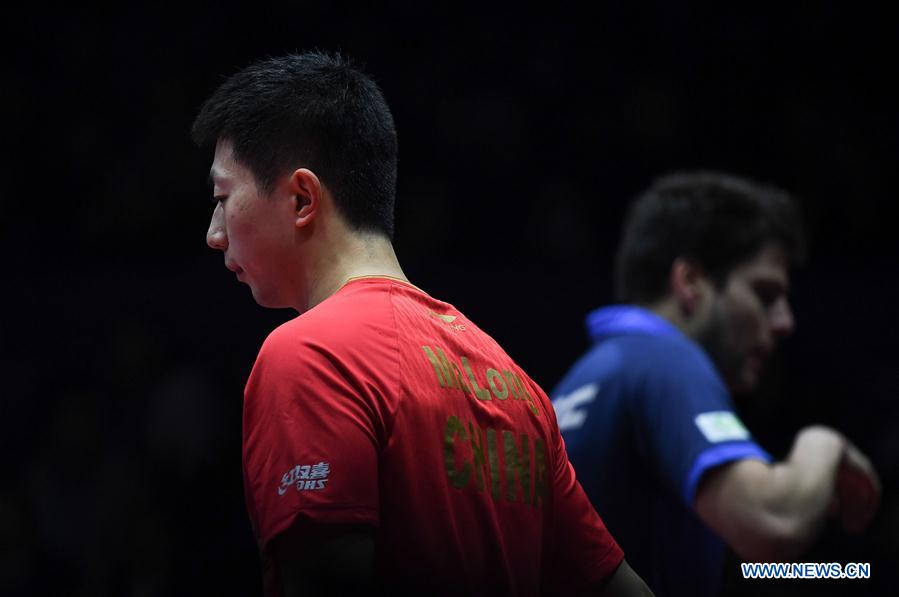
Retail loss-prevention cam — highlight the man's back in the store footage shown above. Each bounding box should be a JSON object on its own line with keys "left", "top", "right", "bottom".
{"left": 243, "top": 277, "right": 624, "bottom": 595}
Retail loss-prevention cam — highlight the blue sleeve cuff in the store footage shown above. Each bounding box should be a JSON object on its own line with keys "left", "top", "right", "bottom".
{"left": 682, "top": 442, "right": 773, "bottom": 504}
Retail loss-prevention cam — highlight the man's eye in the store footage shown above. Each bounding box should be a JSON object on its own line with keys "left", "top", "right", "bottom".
{"left": 754, "top": 287, "right": 780, "bottom": 308}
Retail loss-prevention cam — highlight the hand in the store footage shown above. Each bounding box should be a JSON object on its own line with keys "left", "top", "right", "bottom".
{"left": 834, "top": 440, "right": 881, "bottom": 532}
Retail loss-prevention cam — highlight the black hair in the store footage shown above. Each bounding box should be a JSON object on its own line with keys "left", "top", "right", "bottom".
{"left": 614, "top": 171, "right": 806, "bottom": 303}
{"left": 192, "top": 51, "right": 398, "bottom": 237}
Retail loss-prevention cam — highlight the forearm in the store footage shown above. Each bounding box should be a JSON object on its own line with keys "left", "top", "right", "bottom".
{"left": 274, "top": 523, "right": 375, "bottom": 597}
{"left": 592, "top": 560, "right": 655, "bottom": 597}
{"left": 695, "top": 426, "right": 847, "bottom": 561}
{"left": 758, "top": 426, "right": 846, "bottom": 551}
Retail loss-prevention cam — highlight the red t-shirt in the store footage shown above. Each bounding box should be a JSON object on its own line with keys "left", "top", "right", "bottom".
{"left": 243, "top": 277, "right": 622, "bottom": 595}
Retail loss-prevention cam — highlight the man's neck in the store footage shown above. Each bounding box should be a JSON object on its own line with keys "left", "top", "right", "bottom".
{"left": 300, "top": 231, "right": 408, "bottom": 312}
{"left": 646, "top": 298, "right": 695, "bottom": 338}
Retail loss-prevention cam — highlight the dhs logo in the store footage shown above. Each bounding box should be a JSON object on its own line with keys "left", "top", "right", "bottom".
{"left": 278, "top": 462, "right": 330, "bottom": 495}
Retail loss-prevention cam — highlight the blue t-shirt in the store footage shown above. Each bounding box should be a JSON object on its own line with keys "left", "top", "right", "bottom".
{"left": 552, "top": 306, "right": 771, "bottom": 597}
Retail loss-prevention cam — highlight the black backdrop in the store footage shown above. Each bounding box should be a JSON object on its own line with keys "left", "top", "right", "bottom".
{"left": 4, "top": 4, "right": 897, "bottom": 596}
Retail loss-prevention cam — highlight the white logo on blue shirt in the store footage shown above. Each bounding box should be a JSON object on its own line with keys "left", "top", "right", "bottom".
{"left": 694, "top": 411, "right": 750, "bottom": 443}
{"left": 553, "top": 383, "right": 599, "bottom": 432}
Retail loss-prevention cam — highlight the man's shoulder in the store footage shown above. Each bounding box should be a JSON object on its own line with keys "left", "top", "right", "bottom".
{"left": 262, "top": 282, "right": 398, "bottom": 357}
{"left": 556, "top": 332, "right": 720, "bottom": 400}
{"left": 571, "top": 332, "right": 693, "bottom": 374}
{"left": 605, "top": 331, "right": 716, "bottom": 375}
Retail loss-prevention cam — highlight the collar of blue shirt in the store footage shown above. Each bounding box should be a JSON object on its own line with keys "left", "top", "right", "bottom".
{"left": 586, "top": 305, "right": 681, "bottom": 342}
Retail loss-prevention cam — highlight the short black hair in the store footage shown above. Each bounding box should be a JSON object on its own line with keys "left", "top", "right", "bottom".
{"left": 192, "top": 51, "right": 398, "bottom": 237}
{"left": 614, "top": 171, "right": 806, "bottom": 303}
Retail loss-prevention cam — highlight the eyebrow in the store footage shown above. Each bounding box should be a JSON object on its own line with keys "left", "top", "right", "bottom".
{"left": 753, "top": 276, "right": 790, "bottom": 294}
{"left": 208, "top": 166, "right": 232, "bottom": 191}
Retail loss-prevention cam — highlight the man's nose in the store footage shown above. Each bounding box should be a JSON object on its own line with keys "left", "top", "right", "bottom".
{"left": 206, "top": 204, "right": 227, "bottom": 250}
{"left": 770, "top": 298, "right": 795, "bottom": 338}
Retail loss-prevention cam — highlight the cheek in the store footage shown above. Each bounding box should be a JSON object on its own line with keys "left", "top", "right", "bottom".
{"left": 728, "top": 295, "right": 766, "bottom": 342}
{"left": 224, "top": 208, "right": 257, "bottom": 245}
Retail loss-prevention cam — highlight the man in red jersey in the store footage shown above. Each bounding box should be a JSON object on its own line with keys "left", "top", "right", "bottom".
{"left": 193, "top": 52, "right": 652, "bottom": 597}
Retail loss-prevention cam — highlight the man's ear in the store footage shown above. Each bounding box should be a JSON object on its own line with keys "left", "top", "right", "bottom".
{"left": 670, "top": 257, "right": 712, "bottom": 316}
{"left": 287, "top": 168, "right": 323, "bottom": 229}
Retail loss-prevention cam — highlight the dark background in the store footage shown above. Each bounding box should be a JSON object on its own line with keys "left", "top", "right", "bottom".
{"left": 3, "top": 4, "right": 897, "bottom": 596}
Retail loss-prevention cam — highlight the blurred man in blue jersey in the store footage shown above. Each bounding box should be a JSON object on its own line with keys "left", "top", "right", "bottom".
{"left": 552, "top": 172, "right": 880, "bottom": 596}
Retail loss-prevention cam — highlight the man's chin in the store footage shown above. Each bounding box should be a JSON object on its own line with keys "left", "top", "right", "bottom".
{"left": 249, "top": 287, "right": 278, "bottom": 309}
{"left": 730, "top": 369, "right": 760, "bottom": 396}
{"left": 252, "top": 295, "right": 296, "bottom": 311}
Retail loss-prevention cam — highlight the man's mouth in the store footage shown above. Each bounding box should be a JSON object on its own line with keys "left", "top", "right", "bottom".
{"left": 747, "top": 348, "right": 771, "bottom": 371}
{"left": 225, "top": 261, "right": 245, "bottom": 280}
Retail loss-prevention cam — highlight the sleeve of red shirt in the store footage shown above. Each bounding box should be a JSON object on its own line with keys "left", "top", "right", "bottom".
{"left": 242, "top": 324, "right": 384, "bottom": 551}
{"left": 536, "top": 381, "right": 625, "bottom": 590}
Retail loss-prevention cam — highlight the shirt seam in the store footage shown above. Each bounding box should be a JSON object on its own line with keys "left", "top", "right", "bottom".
{"left": 384, "top": 282, "right": 403, "bottom": 446}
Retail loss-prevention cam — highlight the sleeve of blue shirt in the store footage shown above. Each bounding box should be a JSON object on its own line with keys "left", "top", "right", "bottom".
{"left": 626, "top": 335, "right": 773, "bottom": 506}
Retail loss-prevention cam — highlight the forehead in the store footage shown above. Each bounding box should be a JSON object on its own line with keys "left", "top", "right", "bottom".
{"left": 209, "top": 139, "right": 253, "bottom": 187}
{"left": 729, "top": 243, "right": 790, "bottom": 286}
